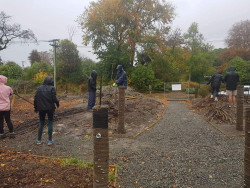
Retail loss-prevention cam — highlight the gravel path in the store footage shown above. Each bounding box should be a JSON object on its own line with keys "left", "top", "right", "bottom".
{"left": 2, "top": 101, "right": 244, "bottom": 187}
{"left": 110, "top": 101, "right": 244, "bottom": 187}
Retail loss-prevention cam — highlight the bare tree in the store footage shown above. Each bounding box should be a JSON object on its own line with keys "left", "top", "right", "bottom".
{"left": 0, "top": 11, "right": 36, "bottom": 51}
{"left": 167, "top": 28, "right": 184, "bottom": 51}
{"left": 226, "top": 20, "right": 250, "bottom": 50}
{"left": 38, "top": 51, "right": 52, "bottom": 65}
{"left": 67, "top": 25, "right": 77, "bottom": 41}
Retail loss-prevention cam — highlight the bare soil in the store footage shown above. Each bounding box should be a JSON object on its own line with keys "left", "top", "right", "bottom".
{"left": 0, "top": 87, "right": 166, "bottom": 187}
{"left": 0, "top": 148, "right": 93, "bottom": 188}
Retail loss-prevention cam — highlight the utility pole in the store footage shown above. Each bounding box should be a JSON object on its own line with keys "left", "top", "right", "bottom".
{"left": 49, "top": 39, "right": 59, "bottom": 90}
{"left": 21, "top": 61, "right": 25, "bottom": 69}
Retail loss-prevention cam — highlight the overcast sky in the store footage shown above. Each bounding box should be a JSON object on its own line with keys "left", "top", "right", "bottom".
{"left": 0, "top": 0, "right": 250, "bottom": 67}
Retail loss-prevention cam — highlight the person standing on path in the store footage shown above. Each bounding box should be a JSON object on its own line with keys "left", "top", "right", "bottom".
{"left": 34, "top": 76, "right": 59, "bottom": 145}
{"left": 87, "top": 70, "right": 97, "bottom": 110}
{"left": 113, "top": 65, "right": 127, "bottom": 88}
{"left": 224, "top": 66, "right": 239, "bottom": 108}
{"left": 0, "top": 75, "right": 15, "bottom": 139}
{"left": 207, "top": 70, "right": 224, "bottom": 101}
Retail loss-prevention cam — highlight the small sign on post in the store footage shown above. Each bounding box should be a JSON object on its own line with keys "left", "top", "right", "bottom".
{"left": 172, "top": 84, "right": 181, "bottom": 91}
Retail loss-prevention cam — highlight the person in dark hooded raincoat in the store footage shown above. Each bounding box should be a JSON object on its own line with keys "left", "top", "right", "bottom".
{"left": 87, "top": 70, "right": 97, "bottom": 110}
{"left": 207, "top": 71, "right": 224, "bottom": 101}
{"left": 34, "top": 76, "right": 59, "bottom": 145}
{"left": 115, "top": 65, "right": 127, "bottom": 88}
{"left": 224, "top": 66, "right": 239, "bottom": 108}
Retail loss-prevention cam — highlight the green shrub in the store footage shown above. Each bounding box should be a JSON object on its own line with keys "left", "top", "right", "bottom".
{"left": 186, "top": 88, "right": 196, "bottom": 94}
{"left": 152, "top": 79, "right": 164, "bottom": 92}
{"left": 198, "top": 84, "right": 209, "bottom": 98}
{"left": 130, "top": 65, "right": 155, "bottom": 92}
{"left": 0, "top": 61, "right": 23, "bottom": 79}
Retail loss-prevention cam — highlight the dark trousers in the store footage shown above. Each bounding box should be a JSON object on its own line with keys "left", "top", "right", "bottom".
{"left": 38, "top": 110, "right": 54, "bottom": 141}
{"left": 88, "top": 91, "right": 96, "bottom": 109}
{"left": 211, "top": 87, "right": 220, "bottom": 97}
{"left": 0, "top": 111, "right": 14, "bottom": 134}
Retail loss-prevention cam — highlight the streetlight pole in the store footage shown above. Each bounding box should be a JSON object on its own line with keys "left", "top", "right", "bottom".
{"left": 49, "top": 39, "right": 59, "bottom": 90}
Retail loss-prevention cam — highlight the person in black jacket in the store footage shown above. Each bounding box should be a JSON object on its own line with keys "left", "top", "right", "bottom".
{"left": 87, "top": 70, "right": 97, "bottom": 110}
{"left": 207, "top": 71, "right": 224, "bottom": 101}
{"left": 34, "top": 76, "right": 59, "bottom": 145}
{"left": 224, "top": 66, "right": 239, "bottom": 107}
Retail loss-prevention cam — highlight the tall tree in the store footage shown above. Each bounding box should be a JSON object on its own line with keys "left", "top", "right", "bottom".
{"left": 0, "top": 56, "right": 3, "bottom": 65}
{"left": 56, "top": 39, "right": 82, "bottom": 83}
{"left": 226, "top": 20, "right": 250, "bottom": 50}
{"left": 0, "top": 11, "right": 36, "bottom": 51}
{"left": 184, "top": 22, "right": 214, "bottom": 82}
{"left": 28, "top": 50, "right": 41, "bottom": 65}
{"left": 78, "top": 0, "right": 175, "bottom": 66}
{"left": 38, "top": 51, "right": 52, "bottom": 65}
{"left": 166, "top": 28, "right": 184, "bottom": 52}
{"left": 184, "top": 22, "right": 210, "bottom": 54}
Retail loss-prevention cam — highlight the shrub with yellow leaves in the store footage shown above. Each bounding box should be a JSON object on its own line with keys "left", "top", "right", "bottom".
{"left": 33, "top": 70, "right": 52, "bottom": 85}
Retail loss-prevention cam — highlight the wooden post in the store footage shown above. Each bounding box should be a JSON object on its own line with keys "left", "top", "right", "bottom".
{"left": 118, "top": 86, "right": 125, "bottom": 134}
{"left": 149, "top": 85, "right": 152, "bottom": 96}
{"left": 244, "top": 105, "right": 250, "bottom": 187}
{"left": 93, "top": 107, "right": 109, "bottom": 188}
{"left": 236, "top": 85, "right": 244, "bottom": 131}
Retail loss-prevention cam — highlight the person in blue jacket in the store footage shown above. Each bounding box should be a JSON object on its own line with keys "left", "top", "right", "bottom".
{"left": 114, "top": 65, "right": 127, "bottom": 88}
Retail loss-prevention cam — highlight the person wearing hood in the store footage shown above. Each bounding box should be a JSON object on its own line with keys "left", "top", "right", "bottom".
{"left": 0, "top": 75, "right": 14, "bottom": 139}
{"left": 87, "top": 70, "right": 97, "bottom": 110}
{"left": 114, "top": 65, "right": 127, "bottom": 88}
{"left": 34, "top": 76, "right": 59, "bottom": 145}
{"left": 224, "top": 66, "right": 239, "bottom": 108}
{"left": 207, "top": 71, "right": 224, "bottom": 101}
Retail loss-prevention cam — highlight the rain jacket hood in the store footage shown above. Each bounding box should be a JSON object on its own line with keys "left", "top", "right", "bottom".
{"left": 0, "top": 75, "right": 7, "bottom": 85}
{"left": 229, "top": 66, "right": 236, "bottom": 72}
{"left": 43, "top": 76, "right": 54, "bottom": 86}
{"left": 116, "top": 65, "right": 123, "bottom": 71}
{"left": 91, "top": 70, "right": 97, "bottom": 81}
{"left": 88, "top": 70, "right": 97, "bottom": 92}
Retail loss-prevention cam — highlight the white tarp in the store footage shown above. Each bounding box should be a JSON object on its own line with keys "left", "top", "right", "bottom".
{"left": 172, "top": 84, "right": 181, "bottom": 91}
